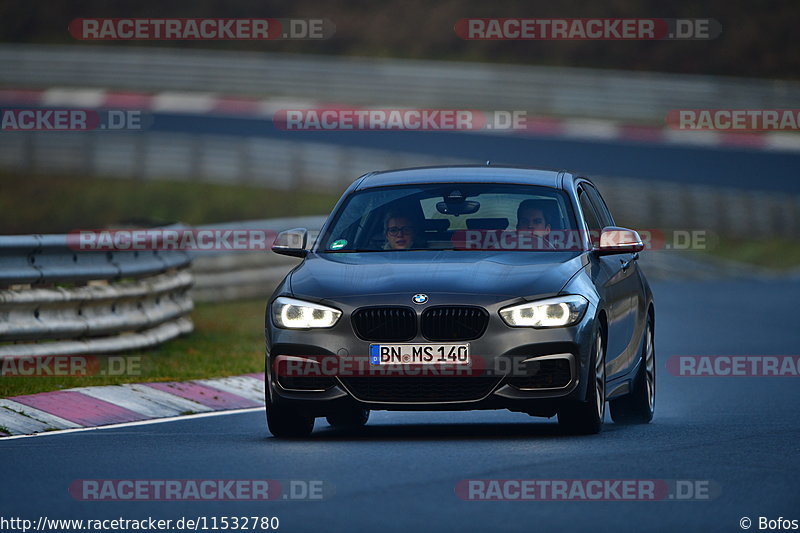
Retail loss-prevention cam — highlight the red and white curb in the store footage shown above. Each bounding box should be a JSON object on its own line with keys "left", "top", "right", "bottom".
{"left": 0, "top": 373, "right": 265, "bottom": 437}
{"left": 1, "top": 87, "right": 799, "bottom": 153}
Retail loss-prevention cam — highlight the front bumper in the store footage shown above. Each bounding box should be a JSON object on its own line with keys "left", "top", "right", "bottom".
{"left": 266, "top": 293, "right": 597, "bottom": 415}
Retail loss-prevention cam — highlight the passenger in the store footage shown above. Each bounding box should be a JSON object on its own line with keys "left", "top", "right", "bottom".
{"left": 516, "top": 199, "right": 555, "bottom": 250}
{"left": 516, "top": 199, "right": 552, "bottom": 235}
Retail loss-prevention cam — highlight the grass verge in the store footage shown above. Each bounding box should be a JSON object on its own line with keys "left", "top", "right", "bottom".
{"left": 0, "top": 172, "right": 339, "bottom": 234}
{"left": 703, "top": 237, "right": 800, "bottom": 271}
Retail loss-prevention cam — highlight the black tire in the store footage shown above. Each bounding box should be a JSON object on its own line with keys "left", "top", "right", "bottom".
{"left": 558, "top": 331, "right": 606, "bottom": 435}
{"left": 266, "top": 404, "right": 315, "bottom": 438}
{"left": 326, "top": 408, "right": 370, "bottom": 430}
{"left": 610, "top": 317, "right": 655, "bottom": 424}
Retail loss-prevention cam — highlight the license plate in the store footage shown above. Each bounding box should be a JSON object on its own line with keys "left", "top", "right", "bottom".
{"left": 370, "top": 344, "right": 470, "bottom": 365}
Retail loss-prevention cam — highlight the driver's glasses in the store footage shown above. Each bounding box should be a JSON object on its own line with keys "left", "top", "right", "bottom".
{"left": 386, "top": 226, "right": 414, "bottom": 236}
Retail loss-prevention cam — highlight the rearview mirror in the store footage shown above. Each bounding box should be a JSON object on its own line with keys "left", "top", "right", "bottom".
{"left": 436, "top": 200, "right": 480, "bottom": 216}
{"left": 596, "top": 226, "right": 644, "bottom": 255}
{"left": 272, "top": 228, "right": 308, "bottom": 258}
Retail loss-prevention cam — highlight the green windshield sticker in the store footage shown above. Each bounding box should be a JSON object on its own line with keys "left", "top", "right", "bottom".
{"left": 330, "top": 239, "right": 348, "bottom": 250}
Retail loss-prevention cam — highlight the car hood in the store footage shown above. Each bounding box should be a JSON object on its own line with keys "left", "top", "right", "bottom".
{"left": 288, "top": 251, "right": 587, "bottom": 302}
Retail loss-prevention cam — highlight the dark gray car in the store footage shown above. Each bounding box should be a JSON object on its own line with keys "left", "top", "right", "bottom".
{"left": 265, "top": 166, "right": 655, "bottom": 437}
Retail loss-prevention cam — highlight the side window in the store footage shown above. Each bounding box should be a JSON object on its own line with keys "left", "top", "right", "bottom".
{"left": 584, "top": 183, "right": 614, "bottom": 228}
{"left": 578, "top": 188, "right": 602, "bottom": 247}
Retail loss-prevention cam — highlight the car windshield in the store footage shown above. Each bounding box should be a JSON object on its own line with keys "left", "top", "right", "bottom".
{"left": 318, "top": 183, "right": 582, "bottom": 252}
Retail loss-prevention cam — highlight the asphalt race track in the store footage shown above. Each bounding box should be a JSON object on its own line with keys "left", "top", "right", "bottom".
{"left": 151, "top": 113, "right": 800, "bottom": 193}
{"left": 2, "top": 278, "right": 798, "bottom": 532}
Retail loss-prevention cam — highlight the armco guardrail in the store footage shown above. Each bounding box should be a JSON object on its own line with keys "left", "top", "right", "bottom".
{"left": 0, "top": 233, "right": 193, "bottom": 358}
{"left": 2, "top": 44, "right": 799, "bottom": 122}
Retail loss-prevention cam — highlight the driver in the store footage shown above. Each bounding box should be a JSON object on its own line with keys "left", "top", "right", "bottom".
{"left": 383, "top": 210, "right": 423, "bottom": 250}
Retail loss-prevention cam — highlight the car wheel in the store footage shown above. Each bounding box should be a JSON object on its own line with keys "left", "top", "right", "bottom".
{"left": 266, "top": 404, "right": 315, "bottom": 438}
{"left": 557, "top": 331, "right": 605, "bottom": 435}
{"left": 610, "top": 317, "right": 655, "bottom": 424}
{"left": 326, "top": 408, "right": 370, "bottom": 430}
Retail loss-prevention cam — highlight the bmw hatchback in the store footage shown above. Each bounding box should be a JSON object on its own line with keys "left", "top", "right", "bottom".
{"left": 265, "top": 166, "right": 655, "bottom": 437}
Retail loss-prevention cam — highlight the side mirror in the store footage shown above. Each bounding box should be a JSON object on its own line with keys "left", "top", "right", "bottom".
{"left": 596, "top": 226, "right": 645, "bottom": 255}
{"left": 272, "top": 228, "right": 308, "bottom": 258}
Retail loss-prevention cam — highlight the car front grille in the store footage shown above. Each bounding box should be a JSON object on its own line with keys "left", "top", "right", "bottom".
{"left": 351, "top": 307, "right": 417, "bottom": 341}
{"left": 421, "top": 306, "right": 489, "bottom": 341}
{"left": 340, "top": 377, "right": 500, "bottom": 403}
{"left": 508, "top": 358, "right": 572, "bottom": 389}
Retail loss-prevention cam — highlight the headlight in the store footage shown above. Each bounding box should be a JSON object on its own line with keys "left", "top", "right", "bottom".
{"left": 272, "top": 297, "right": 342, "bottom": 329}
{"left": 499, "top": 295, "right": 588, "bottom": 328}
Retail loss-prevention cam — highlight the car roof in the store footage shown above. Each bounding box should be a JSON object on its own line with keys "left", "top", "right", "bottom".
{"left": 355, "top": 165, "right": 572, "bottom": 190}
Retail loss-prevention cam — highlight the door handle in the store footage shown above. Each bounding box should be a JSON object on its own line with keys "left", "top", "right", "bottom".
{"left": 620, "top": 253, "right": 639, "bottom": 271}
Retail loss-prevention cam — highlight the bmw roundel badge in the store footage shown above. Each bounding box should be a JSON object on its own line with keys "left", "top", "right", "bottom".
{"left": 412, "top": 294, "right": 428, "bottom": 304}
